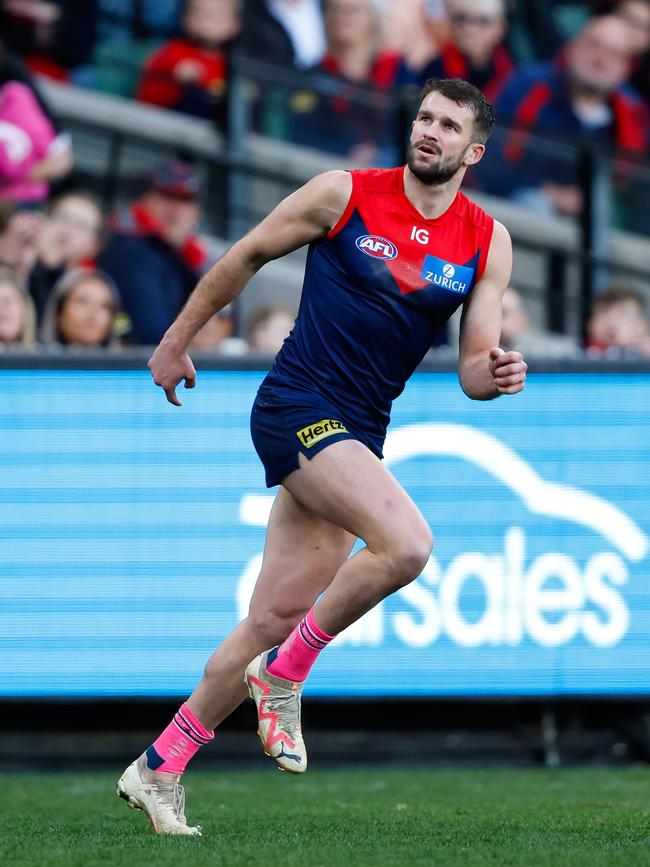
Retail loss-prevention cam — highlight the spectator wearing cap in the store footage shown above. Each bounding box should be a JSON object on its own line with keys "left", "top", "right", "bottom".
{"left": 28, "top": 190, "right": 106, "bottom": 324}
{"left": 39, "top": 267, "right": 121, "bottom": 348}
{"left": 476, "top": 15, "right": 648, "bottom": 217}
{"left": 137, "top": 0, "right": 241, "bottom": 127}
{"left": 98, "top": 162, "right": 211, "bottom": 346}
{"left": 401, "top": 0, "right": 513, "bottom": 103}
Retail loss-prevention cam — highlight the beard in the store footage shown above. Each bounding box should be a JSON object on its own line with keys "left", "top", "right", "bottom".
{"left": 407, "top": 141, "right": 469, "bottom": 186}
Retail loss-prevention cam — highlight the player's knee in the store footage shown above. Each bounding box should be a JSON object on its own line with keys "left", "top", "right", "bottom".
{"left": 247, "top": 607, "right": 303, "bottom": 648}
{"left": 385, "top": 526, "right": 433, "bottom": 587}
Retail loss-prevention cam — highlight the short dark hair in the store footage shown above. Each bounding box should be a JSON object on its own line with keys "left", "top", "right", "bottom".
{"left": 417, "top": 78, "right": 496, "bottom": 144}
{"left": 592, "top": 284, "right": 648, "bottom": 314}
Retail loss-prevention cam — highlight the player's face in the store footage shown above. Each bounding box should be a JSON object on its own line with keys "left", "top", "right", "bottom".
{"left": 408, "top": 92, "right": 484, "bottom": 185}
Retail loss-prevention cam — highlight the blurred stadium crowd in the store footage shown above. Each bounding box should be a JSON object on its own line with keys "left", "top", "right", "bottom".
{"left": 1, "top": 0, "right": 650, "bottom": 356}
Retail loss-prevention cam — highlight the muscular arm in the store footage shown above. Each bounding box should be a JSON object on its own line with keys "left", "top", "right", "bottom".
{"left": 149, "top": 170, "right": 352, "bottom": 404}
{"left": 458, "top": 220, "right": 527, "bottom": 400}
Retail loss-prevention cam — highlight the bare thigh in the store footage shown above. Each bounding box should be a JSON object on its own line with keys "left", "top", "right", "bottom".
{"left": 247, "top": 485, "right": 357, "bottom": 634}
{"left": 283, "top": 440, "right": 431, "bottom": 557}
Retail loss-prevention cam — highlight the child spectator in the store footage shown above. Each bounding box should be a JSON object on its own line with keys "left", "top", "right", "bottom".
{"left": 137, "top": 0, "right": 241, "bottom": 125}
{"left": 29, "top": 190, "right": 106, "bottom": 323}
{"left": 0, "top": 265, "right": 35, "bottom": 348}
{"left": 402, "top": 0, "right": 513, "bottom": 103}
{"left": 0, "top": 80, "right": 72, "bottom": 205}
{"left": 39, "top": 267, "right": 120, "bottom": 348}
{"left": 586, "top": 284, "right": 650, "bottom": 355}
{"left": 248, "top": 305, "right": 296, "bottom": 356}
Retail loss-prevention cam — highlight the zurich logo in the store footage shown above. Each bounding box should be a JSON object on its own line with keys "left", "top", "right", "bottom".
{"left": 355, "top": 234, "right": 398, "bottom": 260}
{"left": 442, "top": 263, "right": 455, "bottom": 278}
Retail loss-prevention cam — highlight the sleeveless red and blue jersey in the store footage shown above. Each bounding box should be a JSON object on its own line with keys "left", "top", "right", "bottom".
{"left": 259, "top": 166, "right": 495, "bottom": 446}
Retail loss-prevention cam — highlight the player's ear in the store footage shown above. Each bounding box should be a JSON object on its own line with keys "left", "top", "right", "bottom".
{"left": 465, "top": 143, "right": 485, "bottom": 166}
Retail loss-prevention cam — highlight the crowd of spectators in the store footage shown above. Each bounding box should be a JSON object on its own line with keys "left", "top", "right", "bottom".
{"left": 1, "top": 0, "right": 650, "bottom": 356}
{"left": 0, "top": 172, "right": 299, "bottom": 353}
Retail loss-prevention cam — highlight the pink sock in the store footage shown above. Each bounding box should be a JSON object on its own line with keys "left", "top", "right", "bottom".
{"left": 146, "top": 702, "right": 214, "bottom": 775}
{"left": 266, "top": 608, "right": 336, "bottom": 682}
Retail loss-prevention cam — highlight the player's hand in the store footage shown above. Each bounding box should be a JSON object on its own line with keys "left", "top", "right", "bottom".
{"left": 488, "top": 347, "right": 527, "bottom": 395}
{"left": 148, "top": 340, "right": 196, "bottom": 406}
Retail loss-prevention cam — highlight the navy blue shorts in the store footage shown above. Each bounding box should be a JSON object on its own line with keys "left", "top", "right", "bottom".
{"left": 250, "top": 392, "right": 383, "bottom": 488}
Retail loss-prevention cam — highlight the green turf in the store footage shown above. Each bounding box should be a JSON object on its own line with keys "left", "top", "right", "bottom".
{"left": 1, "top": 767, "right": 649, "bottom": 866}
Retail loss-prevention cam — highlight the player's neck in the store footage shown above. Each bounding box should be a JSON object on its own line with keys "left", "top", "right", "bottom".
{"left": 402, "top": 165, "right": 465, "bottom": 220}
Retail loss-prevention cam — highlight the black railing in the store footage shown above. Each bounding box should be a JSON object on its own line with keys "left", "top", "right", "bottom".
{"left": 46, "top": 62, "right": 650, "bottom": 339}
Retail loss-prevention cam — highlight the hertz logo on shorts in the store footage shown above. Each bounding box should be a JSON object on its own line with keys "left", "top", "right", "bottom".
{"left": 297, "top": 419, "right": 348, "bottom": 448}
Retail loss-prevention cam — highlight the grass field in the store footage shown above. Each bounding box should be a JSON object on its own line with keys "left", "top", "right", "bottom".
{"left": 2, "top": 767, "right": 649, "bottom": 867}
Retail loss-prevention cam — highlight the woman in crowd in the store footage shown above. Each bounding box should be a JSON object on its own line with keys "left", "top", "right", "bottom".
{"left": 0, "top": 266, "right": 36, "bottom": 349}
{"left": 290, "top": 0, "right": 405, "bottom": 163}
{"left": 39, "top": 267, "right": 120, "bottom": 348}
{"left": 29, "top": 190, "right": 106, "bottom": 323}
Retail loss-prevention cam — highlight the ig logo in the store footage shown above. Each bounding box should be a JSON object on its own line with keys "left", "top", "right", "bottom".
{"left": 410, "top": 226, "right": 429, "bottom": 245}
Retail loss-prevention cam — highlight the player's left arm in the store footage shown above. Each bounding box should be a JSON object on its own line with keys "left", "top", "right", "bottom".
{"left": 457, "top": 220, "right": 527, "bottom": 400}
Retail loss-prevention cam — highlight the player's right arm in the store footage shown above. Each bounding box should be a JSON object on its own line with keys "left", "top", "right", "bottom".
{"left": 148, "top": 170, "right": 352, "bottom": 405}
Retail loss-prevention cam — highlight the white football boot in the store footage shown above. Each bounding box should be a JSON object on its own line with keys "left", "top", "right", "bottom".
{"left": 117, "top": 753, "right": 202, "bottom": 836}
{"left": 245, "top": 649, "right": 307, "bottom": 774}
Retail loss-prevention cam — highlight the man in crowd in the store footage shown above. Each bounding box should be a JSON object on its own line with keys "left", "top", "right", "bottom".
{"left": 477, "top": 14, "right": 647, "bottom": 217}
{"left": 99, "top": 161, "right": 210, "bottom": 345}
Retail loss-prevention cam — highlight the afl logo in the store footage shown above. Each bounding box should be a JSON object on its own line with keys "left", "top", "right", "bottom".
{"left": 442, "top": 263, "right": 455, "bottom": 278}
{"left": 355, "top": 234, "right": 398, "bottom": 260}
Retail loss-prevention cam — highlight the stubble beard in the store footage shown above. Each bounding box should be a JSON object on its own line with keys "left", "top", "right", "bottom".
{"left": 406, "top": 142, "right": 469, "bottom": 186}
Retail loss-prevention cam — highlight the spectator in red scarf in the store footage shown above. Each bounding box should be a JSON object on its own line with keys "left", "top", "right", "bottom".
{"left": 98, "top": 162, "right": 212, "bottom": 346}
{"left": 401, "top": 0, "right": 513, "bottom": 103}
{"left": 289, "top": 0, "right": 405, "bottom": 163}
{"left": 137, "top": 0, "right": 241, "bottom": 127}
{"left": 477, "top": 14, "right": 648, "bottom": 217}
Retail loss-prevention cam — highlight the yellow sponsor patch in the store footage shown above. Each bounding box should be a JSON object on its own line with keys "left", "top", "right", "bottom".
{"left": 297, "top": 418, "right": 348, "bottom": 448}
